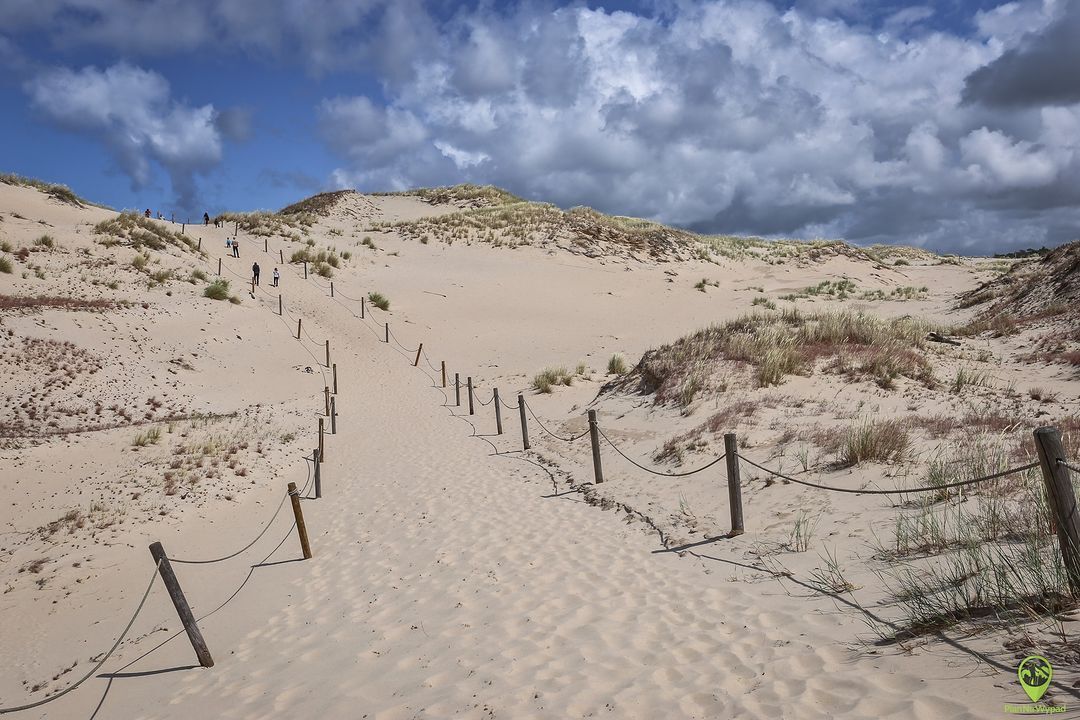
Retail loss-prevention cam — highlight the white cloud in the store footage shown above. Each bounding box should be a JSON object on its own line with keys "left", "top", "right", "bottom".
{"left": 26, "top": 63, "right": 223, "bottom": 209}
{"left": 960, "top": 127, "right": 1058, "bottom": 188}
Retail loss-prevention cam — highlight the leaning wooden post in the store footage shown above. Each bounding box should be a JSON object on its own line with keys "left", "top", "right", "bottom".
{"left": 217, "top": 258, "right": 221, "bottom": 276}
{"left": 724, "top": 433, "right": 745, "bottom": 536}
{"left": 467, "top": 377, "right": 475, "bottom": 415}
{"left": 493, "top": 388, "right": 503, "bottom": 435}
{"left": 332, "top": 363, "right": 338, "bottom": 394}
{"left": 324, "top": 386, "right": 330, "bottom": 416}
{"left": 278, "top": 294, "right": 283, "bottom": 316}
{"left": 313, "top": 448, "right": 322, "bottom": 499}
{"left": 1034, "top": 427, "right": 1080, "bottom": 594}
{"left": 147, "top": 542, "right": 214, "bottom": 668}
{"left": 414, "top": 343, "right": 423, "bottom": 367}
{"left": 296, "top": 318, "right": 302, "bottom": 340}
{"left": 318, "top": 417, "right": 325, "bottom": 461}
{"left": 330, "top": 396, "right": 337, "bottom": 435}
{"left": 384, "top": 323, "right": 389, "bottom": 343}
{"left": 518, "top": 394, "right": 530, "bottom": 450}
{"left": 455, "top": 373, "right": 461, "bottom": 406}
{"left": 441, "top": 361, "right": 447, "bottom": 388}
{"left": 287, "top": 482, "right": 312, "bottom": 559}
{"left": 324, "top": 339, "right": 330, "bottom": 368}
{"left": 588, "top": 409, "right": 604, "bottom": 484}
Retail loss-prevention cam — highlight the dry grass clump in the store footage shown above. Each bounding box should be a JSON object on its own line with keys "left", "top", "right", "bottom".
{"left": 0, "top": 295, "right": 124, "bottom": 312}
{"left": 532, "top": 367, "right": 573, "bottom": 393}
{"left": 381, "top": 184, "right": 522, "bottom": 208}
{"left": 279, "top": 190, "right": 355, "bottom": 217}
{"left": 213, "top": 211, "right": 314, "bottom": 237}
{"left": 631, "top": 309, "right": 935, "bottom": 405}
{"left": 94, "top": 213, "right": 202, "bottom": 256}
{"left": 835, "top": 418, "right": 910, "bottom": 467}
{"left": 0, "top": 255, "right": 12, "bottom": 273}
{"left": 133, "top": 426, "right": 163, "bottom": 447}
{"left": 33, "top": 234, "right": 55, "bottom": 249}
{"left": 367, "top": 291, "right": 390, "bottom": 310}
{"left": 607, "top": 354, "right": 628, "bottom": 375}
{"left": 203, "top": 279, "right": 230, "bottom": 300}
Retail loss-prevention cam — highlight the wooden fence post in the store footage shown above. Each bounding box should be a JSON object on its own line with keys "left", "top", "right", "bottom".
{"left": 279, "top": 248, "right": 284, "bottom": 263}
{"left": 384, "top": 322, "right": 389, "bottom": 343}
{"left": 324, "top": 386, "right": 330, "bottom": 416}
{"left": 441, "top": 361, "right": 447, "bottom": 388}
{"left": 414, "top": 343, "right": 423, "bottom": 367}
{"left": 264, "top": 238, "right": 268, "bottom": 252}
{"left": 325, "top": 340, "right": 330, "bottom": 368}
{"left": 217, "top": 258, "right": 221, "bottom": 276}
{"left": 319, "top": 417, "right": 325, "bottom": 461}
{"left": 296, "top": 318, "right": 302, "bottom": 340}
{"left": 287, "top": 482, "right": 312, "bottom": 559}
{"left": 518, "top": 393, "right": 530, "bottom": 450}
{"left": 233, "top": 220, "right": 238, "bottom": 237}
{"left": 148, "top": 542, "right": 214, "bottom": 668}
{"left": 1034, "top": 427, "right": 1080, "bottom": 594}
{"left": 361, "top": 296, "right": 365, "bottom": 319}
{"left": 332, "top": 363, "right": 338, "bottom": 394}
{"left": 303, "top": 260, "right": 308, "bottom": 279}
{"left": 588, "top": 409, "right": 604, "bottom": 484}
{"left": 196, "top": 237, "right": 200, "bottom": 251}
{"left": 330, "top": 396, "right": 337, "bottom": 435}
{"left": 182, "top": 223, "right": 186, "bottom": 235}
{"left": 724, "top": 433, "right": 745, "bottom": 536}
{"left": 455, "top": 373, "right": 461, "bottom": 406}
{"left": 330, "top": 281, "right": 334, "bottom": 298}
{"left": 313, "top": 448, "right": 322, "bottom": 499}
{"left": 494, "top": 388, "right": 503, "bottom": 435}
{"left": 278, "top": 295, "right": 283, "bottom": 316}
{"left": 467, "top": 377, "right": 475, "bottom": 415}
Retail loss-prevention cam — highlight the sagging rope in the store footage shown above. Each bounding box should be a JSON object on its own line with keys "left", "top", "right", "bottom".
{"left": 737, "top": 453, "right": 1041, "bottom": 496}
{"left": 167, "top": 489, "right": 291, "bottom": 565}
{"left": 597, "top": 427, "right": 727, "bottom": 477}
{"left": 523, "top": 400, "right": 589, "bottom": 443}
{"left": 0, "top": 559, "right": 162, "bottom": 715}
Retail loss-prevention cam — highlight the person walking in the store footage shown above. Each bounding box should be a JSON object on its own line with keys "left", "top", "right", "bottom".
{"left": 272, "top": 267, "right": 280, "bottom": 287}
{"left": 144, "top": 208, "right": 151, "bottom": 218}
{"left": 252, "top": 262, "right": 261, "bottom": 286}
{"left": 226, "top": 237, "right": 232, "bottom": 254}
{"left": 232, "top": 238, "right": 240, "bottom": 258}
{"left": 204, "top": 212, "right": 210, "bottom": 226}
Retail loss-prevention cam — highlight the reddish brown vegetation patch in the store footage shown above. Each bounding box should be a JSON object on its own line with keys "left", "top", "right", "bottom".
{"left": 0, "top": 295, "right": 126, "bottom": 313}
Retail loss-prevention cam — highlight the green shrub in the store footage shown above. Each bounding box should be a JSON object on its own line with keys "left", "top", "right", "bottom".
{"left": 131, "top": 253, "right": 150, "bottom": 271}
{"left": 368, "top": 292, "right": 390, "bottom": 310}
{"left": 532, "top": 367, "right": 572, "bottom": 393}
{"left": 34, "top": 234, "right": 55, "bottom": 249}
{"left": 607, "top": 354, "right": 628, "bottom": 375}
{"left": 204, "top": 279, "right": 231, "bottom": 300}
{"left": 0, "top": 255, "right": 12, "bottom": 274}
{"left": 190, "top": 269, "right": 208, "bottom": 283}
{"left": 362, "top": 236, "right": 377, "bottom": 250}
{"left": 838, "top": 418, "right": 910, "bottom": 467}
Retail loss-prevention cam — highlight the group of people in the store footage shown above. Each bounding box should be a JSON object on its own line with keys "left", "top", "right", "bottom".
{"left": 248, "top": 262, "right": 279, "bottom": 287}
{"left": 204, "top": 212, "right": 224, "bottom": 228}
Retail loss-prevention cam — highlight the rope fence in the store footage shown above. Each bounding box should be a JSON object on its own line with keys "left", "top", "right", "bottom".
{"left": 598, "top": 427, "right": 727, "bottom": 478}
{"left": 523, "top": 400, "right": 589, "bottom": 443}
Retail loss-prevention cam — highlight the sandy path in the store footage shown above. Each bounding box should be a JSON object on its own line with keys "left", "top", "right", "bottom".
{"left": 25, "top": 258, "right": 1005, "bottom": 720}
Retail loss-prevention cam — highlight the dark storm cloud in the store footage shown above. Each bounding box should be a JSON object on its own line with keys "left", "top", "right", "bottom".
{"left": 962, "top": 1, "right": 1080, "bottom": 108}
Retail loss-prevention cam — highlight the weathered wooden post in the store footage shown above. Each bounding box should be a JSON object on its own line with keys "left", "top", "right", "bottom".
{"left": 264, "top": 238, "right": 268, "bottom": 252}
{"left": 324, "top": 386, "right": 330, "bottom": 416}
{"left": 384, "top": 322, "right": 389, "bottom": 343}
{"left": 588, "top": 409, "right": 604, "bottom": 484}
{"left": 313, "top": 448, "right": 322, "bottom": 499}
{"left": 324, "top": 339, "right": 330, "bottom": 368}
{"left": 182, "top": 223, "right": 186, "bottom": 235}
{"left": 296, "top": 318, "right": 302, "bottom": 340}
{"left": 278, "top": 295, "right": 283, "bottom": 316}
{"left": 287, "top": 482, "right": 312, "bottom": 559}
{"left": 332, "top": 363, "right": 338, "bottom": 394}
{"left": 467, "top": 377, "right": 475, "bottom": 415}
{"left": 148, "top": 542, "right": 214, "bottom": 668}
{"left": 303, "top": 260, "right": 308, "bottom": 279}
{"left": 455, "top": 373, "right": 461, "bottom": 406}
{"left": 494, "top": 388, "right": 503, "bottom": 435}
{"left": 217, "top": 258, "right": 221, "bottom": 276}
{"left": 361, "top": 296, "right": 365, "bottom": 319}
{"left": 441, "top": 361, "right": 447, "bottom": 388}
{"left": 330, "top": 396, "right": 337, "bottom": 435}
{"left": 250, "top": 278, "right": 255, "bottom": 295}
{"left": 518, "top": 394, "right": 530, "bottom": 450}
{"left": 331, "top": 281, "right": 335, "bottom": 298}
{"left": 279, "top": 248, "right": 284, "bottom": 263}
{"left": 318, "top": 417, "right": 325, "bottom": 461}
{"left": 414, "top": 343, "right": 423, "bottom": 367}
{"left": 1034, "top": 427, "right": 1080, "bottom": 593}
{"left": 724, "top": 433, "right": 745, "bottom": 536}
{"left": 196, "top": 237, "right": 200, "bottom": 251}
{"left": 233, "top": 220, "right": 238, "bottom": 237}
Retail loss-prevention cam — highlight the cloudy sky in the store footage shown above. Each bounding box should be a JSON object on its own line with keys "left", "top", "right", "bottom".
{"left": 1, "top": 0, "right": 1077, "bottom": 253}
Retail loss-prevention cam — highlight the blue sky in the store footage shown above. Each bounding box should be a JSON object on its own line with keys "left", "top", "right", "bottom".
{"left": 1, "top": 0, "right": 1078, "bottom": 253}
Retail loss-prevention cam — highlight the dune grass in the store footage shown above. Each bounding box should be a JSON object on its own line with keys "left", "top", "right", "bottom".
{"left": 203, "top": 279, "right": 230, "bottom": 300}
{"left": 0, "top": 255, "right": 12, "bottom": 274}
{"left": 607, "top": 354, "right": 628, "bottom": 375}
{"left": 368, "top": 292, "right": 390, "bottom": 310}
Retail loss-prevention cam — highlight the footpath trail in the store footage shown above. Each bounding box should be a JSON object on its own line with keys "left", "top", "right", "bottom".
{"left": 42, "top": 259, "right": 1001, "bottom": 719}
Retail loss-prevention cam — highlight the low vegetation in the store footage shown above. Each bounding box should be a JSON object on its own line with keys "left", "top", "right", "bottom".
{"left": 94, "top": 213, "right": 203, "bottom": 256}
{"left": 367, "top": 291, "right": 390, "bottom": 310}
{"left": 0, "top": 173, "right": 98, "bottom": 208}
{"left": 203, "top": 279, "right": 231, "bottom": 300}
{"left": 607, "top": 354, "right": 628, "bottom": 375}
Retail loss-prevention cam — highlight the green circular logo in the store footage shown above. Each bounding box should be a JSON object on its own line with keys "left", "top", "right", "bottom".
{"left": 1017, "top": 655, "right": 1053, "bottom": 703}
